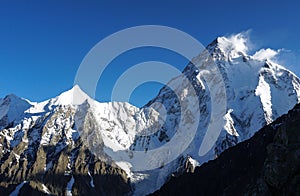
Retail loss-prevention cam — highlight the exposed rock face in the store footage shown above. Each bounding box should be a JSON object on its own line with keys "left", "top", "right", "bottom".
{"left": 152, "top": 103, "right": 300, "bottom": 196}
{"left": 0, "top": 103, "right": 132, "bottom": 195}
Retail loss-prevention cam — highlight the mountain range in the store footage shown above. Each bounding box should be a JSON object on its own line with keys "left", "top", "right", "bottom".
{"left": 1, "top": 33, "right": 299, "bottom": 195}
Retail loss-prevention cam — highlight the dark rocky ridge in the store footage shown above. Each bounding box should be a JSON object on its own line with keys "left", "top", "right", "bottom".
{"left": 152, "top": 103, "right": 300, "bottom": 195}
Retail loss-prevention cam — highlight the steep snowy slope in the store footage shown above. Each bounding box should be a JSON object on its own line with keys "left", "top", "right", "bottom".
{"left": 129, "top": 34, "right": 300, "bottom": 194}
{"left": 152, "top": 103, "right": 300, "bottom": 196}
{"left": 1, "top": 33, "right": 300, "bottom": 195}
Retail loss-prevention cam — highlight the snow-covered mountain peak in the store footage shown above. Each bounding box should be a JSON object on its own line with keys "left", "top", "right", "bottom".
{"left": 2, "top": 94, "right": 26, "bottom": 104}
{"left": 208, "top": 33, "right": 249, "bottom": 60}
{"left": 0, "top": 93, "right": 31, "bottom": 111}
{"left": 54, "top": 85, "right": 91, "bottom": 106}
{"left": 0, "top": 93, "right": 32, "bottom": 128}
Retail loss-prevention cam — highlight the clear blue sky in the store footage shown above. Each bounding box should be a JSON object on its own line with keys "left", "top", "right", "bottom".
{"left": 1, "top": 0, "right": 300, "bottom": 107}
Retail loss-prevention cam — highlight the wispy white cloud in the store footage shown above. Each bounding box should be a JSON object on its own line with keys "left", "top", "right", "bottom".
{"left": 225, "top": 30, "right": 252, "bottom": 54}
{"left": 252, "top": 48, "right": 282, "bottom": 61}
{"left": 221, "top": 30, "right": 299, "bottom": 76}
{"left": 224, "top": 30, "right": 282, "bottom": 63}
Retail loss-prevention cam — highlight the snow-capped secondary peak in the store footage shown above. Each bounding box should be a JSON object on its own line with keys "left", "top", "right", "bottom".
{"left": 0, "top": 93, "right": 31, "bottom": 128}
{"left": 1, "top": 94, "right": 28, "bottom": 105}
{"left": 24, "top": 85, "right": 92, "bottom": 114}
{"left": 55, "top": 85, "right": 91, "bottom": 106}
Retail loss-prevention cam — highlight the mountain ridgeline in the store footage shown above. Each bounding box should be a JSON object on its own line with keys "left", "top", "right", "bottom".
{"left": 0, "top": 33, "right": 300, "bottom": 195}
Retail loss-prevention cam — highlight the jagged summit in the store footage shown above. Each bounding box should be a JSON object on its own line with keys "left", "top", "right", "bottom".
{"left": 206, "top": 33, "right": 249, "bottom": 60}
{"left": 206, "top": 32, "right": 285, "bottom": 69}
{"left": 216, "top": 36, "right": 247, "bottom": 57}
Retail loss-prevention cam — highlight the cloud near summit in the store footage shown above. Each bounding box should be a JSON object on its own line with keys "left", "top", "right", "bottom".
{"left": 253, "top": 48, "right": 281, "bottom": 61}
{"left": 223, "top": 30, "right": 282, "bottom": 62}
{"left": 225, "top": 30, "right": 251, "bottom": 54}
